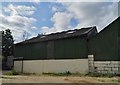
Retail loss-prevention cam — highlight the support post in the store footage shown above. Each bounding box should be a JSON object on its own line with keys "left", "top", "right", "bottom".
{"left": 88, "top": 55, "right": 94, "bottom": 73}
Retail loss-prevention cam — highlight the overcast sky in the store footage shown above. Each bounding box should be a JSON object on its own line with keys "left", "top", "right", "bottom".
{"left": 0, "top": 0, "right": 119, "bottom": 43}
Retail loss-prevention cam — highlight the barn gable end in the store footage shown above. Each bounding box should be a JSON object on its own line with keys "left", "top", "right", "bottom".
{"left": 89, "top": 17, "right": 119, "bottom": 61}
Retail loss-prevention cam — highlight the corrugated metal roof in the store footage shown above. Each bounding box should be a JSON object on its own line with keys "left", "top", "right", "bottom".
{"left": 15, "top": 26, "right": 97, "bottom": 45}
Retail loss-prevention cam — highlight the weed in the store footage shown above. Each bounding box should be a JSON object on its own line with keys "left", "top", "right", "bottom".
{"left": 85, "top": 72, "right": 117, "bottom": 78}
{"left": 42, "top": 71, "right": 72, "bottom": 76}
{"left": 5, "top": 70, "right": 19, "bottom": 75}
{"left": 22, "top": 72, "right": 37, "bottom": 75}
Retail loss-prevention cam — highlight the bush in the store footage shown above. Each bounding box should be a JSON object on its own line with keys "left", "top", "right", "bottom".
{"left": 42, "top": 71, "right": 72, "bottom": 76}
{"left": 11, "top": 70, "right": 19, "bottom": 75}
{"left": 5, "top": 70, "right": 19, "bottom": 75}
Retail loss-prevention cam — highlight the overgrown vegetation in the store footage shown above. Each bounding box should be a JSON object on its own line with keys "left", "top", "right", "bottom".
{"left": 4, "top": 70, "right": 119, "bottom": 78}
{"left": 2, "top": 29, "right": 14, "bottom": 60}
{"left": 42, "top": 71, "right": 72, "bottom": 76}
{"left": 42, "top": 72, "right": 119, "bottom": 78}
{"left": 2, "top": 29, "right": 14, "bottom": 70}
{"left": 85, "top": 72, "right": 119, "bottom": 78}
{"left": 5, "top": 70, "right": 38, "bottom": 76}
{"left": 22, "top": 72, "right": 37, "bottom": 75}
{"left": 5, "top": 70, "right": 19, "bottom": 75}
{"left": 42, "top": 71, "right": 84, "bottom": 77}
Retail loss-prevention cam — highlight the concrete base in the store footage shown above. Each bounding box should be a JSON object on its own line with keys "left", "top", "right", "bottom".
{"left": 14, "top": 59, "right": 89, "bottom": 74}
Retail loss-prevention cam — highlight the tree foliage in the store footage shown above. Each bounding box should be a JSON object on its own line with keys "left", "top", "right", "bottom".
{"left": 2, "top": 29, "right": 14, "bottom": 60}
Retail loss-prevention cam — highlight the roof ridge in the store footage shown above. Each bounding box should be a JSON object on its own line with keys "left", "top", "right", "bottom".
{"left": 15, "top": 26, "right": 96, "bottom": 45}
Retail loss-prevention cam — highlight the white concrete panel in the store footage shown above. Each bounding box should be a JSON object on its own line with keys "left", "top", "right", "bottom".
{"left": 14, "top": 59, "right": 89, "bottom": 74}
{"left": 23, "top": 60, "right": 43, "bottom": 74}
{"left": 14, "top": 61, "right": 22, "bottom": 72}
{"left": 43, "top": 59, "right": 88, "bottom": 74}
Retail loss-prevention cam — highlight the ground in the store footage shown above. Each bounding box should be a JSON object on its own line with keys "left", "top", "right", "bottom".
{"left": 1, "top": 75, "right": 120, "bottom": 84}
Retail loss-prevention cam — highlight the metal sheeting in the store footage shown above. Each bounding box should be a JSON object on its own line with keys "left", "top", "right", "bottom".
{"left": 47, "top": 41, "right": 54, "bottom": 59}
{"left": 14, "top": 37, "right": 88, "bottom": 60}
{"left": 54, "top": 37, "right": 87, "bottom": 59}
{"left": 118, "top": 18, "right": 120, "bottom": 60}
{"left": 15, "top": 27, "right": 97, "bottom": 45}
{"left": 118, "top": 37, "right": 120, "bottom": 60}
{"left": 14, "top": 42, "right": 47, "bottom": 60}
{"left": 89, "top": 17, "right": 119, "bottom": 61}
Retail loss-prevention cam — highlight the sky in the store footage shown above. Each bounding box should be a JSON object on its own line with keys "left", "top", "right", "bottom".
{"left": 0, "top": 0, "right": 120, "bottom": 43}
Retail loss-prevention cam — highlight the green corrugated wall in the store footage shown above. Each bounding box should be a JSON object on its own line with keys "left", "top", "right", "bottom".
{"left": 14, "top": 37, "right": 87, "bottom": 60}
{"left": 14, "top": 42, "right": 47, "bottom": 60}
{"left": 54, "top": 37, "right": 87, "bottom": 59}
{"left": 118, "top": 18, "right": 120, "bottom": 60}
{"left": 89, "top": 18, "right": 119, "bottom": 61}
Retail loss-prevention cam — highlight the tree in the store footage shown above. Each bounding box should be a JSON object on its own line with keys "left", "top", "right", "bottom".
{"left": 22, "top": 31, "right": 30, "bottom": 41}
{"left": 37, "top": 33, "right": 44, "bottom": 37}
{"left": 2, "top": 29, "right": 14, "bottom": 61}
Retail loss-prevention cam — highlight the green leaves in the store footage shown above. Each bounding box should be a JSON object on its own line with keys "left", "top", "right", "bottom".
{"left": 2, "top": 29, "right": 14, "bottom": 58}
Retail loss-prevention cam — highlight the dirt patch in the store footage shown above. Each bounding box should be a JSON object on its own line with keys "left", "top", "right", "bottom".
{"left": 64, "top": 77, "right": 100, "bottom": 83}
{"left": 64, "top": 76, "right": 119, "bottom": 83}
{"left": 2, "top": 75, "right": 119, "bottom": 83}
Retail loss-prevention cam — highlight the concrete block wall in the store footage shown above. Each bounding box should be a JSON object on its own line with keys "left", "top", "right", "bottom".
{"left": 88, "top": 55, "right": 94, "bottom": 73}
{"left": 88, "top": 55, "right": 120, "bottom": 74}
{"left": 94, "top": 61, "right": 120, "bottom": 74}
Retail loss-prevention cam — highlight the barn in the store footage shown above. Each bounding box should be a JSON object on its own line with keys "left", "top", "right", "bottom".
{"left": 14, "top": 26, "right": 97, "bottom": 74}
{"left": 13, "top": 17, "right": 120, "bottom": 74}
{"left": 14, "top": 26, "right": 97, "bottom": 60}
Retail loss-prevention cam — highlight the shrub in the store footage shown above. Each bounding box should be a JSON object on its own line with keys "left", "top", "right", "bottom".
{"left": 5, "top": 70, "right": 19, "bottom": 75}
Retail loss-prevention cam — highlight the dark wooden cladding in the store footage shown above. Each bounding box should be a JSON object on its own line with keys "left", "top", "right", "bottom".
{"left": 47, "top": 41, "right": 54, "bottom": 59}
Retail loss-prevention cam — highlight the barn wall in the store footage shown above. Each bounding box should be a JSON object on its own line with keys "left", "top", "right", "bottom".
{"left": 54, "top": 37, "right": 87, "bottom": 59}
{"left": 118, "top": 17, "right": 120, "bottom": 61}
{"left": 0, "top": 32, "right": 2, "bottom": 72}
{"left": 89, "top": 18, "right": 119, "bottom": 61}
{"left": 14, "top": 59, "right": 89, "bottom": 74}
{"left": 14, "top": 37, "right": 88, "bottom": 60}
{"left": 14, "top": 42, "right": 47, "bottom": 60}
{"left": 47, "top": 41, "right": 54, "bottom": 59}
